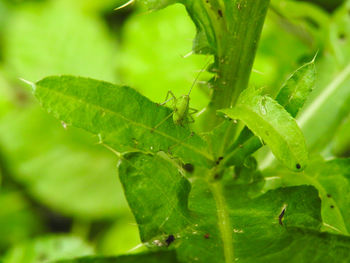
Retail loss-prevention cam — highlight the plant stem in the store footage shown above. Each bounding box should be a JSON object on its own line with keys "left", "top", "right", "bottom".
{"left": 203, "top": 0, "right": 270, "bottom": 130}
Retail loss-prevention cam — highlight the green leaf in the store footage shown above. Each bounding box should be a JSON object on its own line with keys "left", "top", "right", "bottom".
{"left": 119, "top": 152, "right": 350, "bottom": 262}
{"left": 3, "top": 236, "right": 93, "bottom": 263}
{"left": 296, "top": 1, "right": 350, "bottom": 152}
{"left": 219, "top": 87, "right": 308, "bottom": 172}
{"left": 0, "top": 189, "right": 43, "bottom": 251}
{"left": 264, "top": 158, "right": 350, "bottom": 235}
{"left": 34, "top": 76, "right": 213, "bottom": 166}
{"left": 0, "top": 104, "right": 128, "bottom": 219}
{"left": 4, "top": 0, "right": 117, "bottom": 82}
{"left": 223, "top": 59, "right": 316, "bottom": 168}
{"left": 52, "top": 251, "right": 178, "bottom": 263}
{"left": 276, "top": 59, "right": 316, "bottom": 118}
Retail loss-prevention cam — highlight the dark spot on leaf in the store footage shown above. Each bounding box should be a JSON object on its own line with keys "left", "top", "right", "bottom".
{"left": 218, "top": 9, "right": 223, "bottom": 17}
{"left": 330, "top": 205, "right": 334, "bottom": 209}
{"left": 183, "top": 163, "right": 194, "bottom": 173}
{"left": 296, "top": 163, "right": 301, "bottom": 170}
{"left": 204, "top": 233, "right": 210, "bottom": 239}
{"left": 327, "top": 194, "right": 332, "bottom": 198}
{"left": 165, "top": 234, "right": 175, "bottom": 246}
{"left": 279, "top": 208, "right": 286, "bottom": 226}
{"left": 214, "top": 174, "right": 220, "bottom": 180}
{"left": 216, "top": 156, "right": 224, "bottom": 165}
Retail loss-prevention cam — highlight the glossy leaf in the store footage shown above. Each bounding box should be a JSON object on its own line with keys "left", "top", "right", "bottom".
{"left": 34, "top": 76, "right": 213, "bottom": 166}
{"left": 118, "top": 152, "right": 350, "bottom": 263}
{"left": 219, "top": 87, "right": 308, "bottom": 171}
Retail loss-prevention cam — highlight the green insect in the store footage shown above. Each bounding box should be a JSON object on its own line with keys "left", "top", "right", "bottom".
{"left": 152, "top": 60, "right": 210, "bottom": 131}
{"left": 157, "top": 90, "right": 198, "bottom": 126}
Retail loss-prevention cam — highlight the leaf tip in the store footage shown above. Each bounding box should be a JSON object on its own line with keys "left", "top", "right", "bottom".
{"left": 311, "top": 50, "right": 319, "bottom": 64}
{"left": 19, "top": 78, "right": 36, "bottom": 93}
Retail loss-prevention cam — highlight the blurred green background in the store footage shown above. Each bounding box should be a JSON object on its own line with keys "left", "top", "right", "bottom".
{"left": 0, "top": 0, "right": 349, "bottom": 262}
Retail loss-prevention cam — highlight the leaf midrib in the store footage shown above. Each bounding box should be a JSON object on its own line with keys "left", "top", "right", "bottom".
{"left": 209, "top": 181, "right": 234, "bottom": 263}
{"left": 236, "top": 103, "right": 303, "bottom": 166}
{"left": 36, "top": 84, "right": 214, "bottom": 162}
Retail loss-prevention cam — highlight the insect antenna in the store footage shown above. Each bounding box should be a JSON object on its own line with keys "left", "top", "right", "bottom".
{"left": 187, "top": 58, "right": 212, "bottom": 96}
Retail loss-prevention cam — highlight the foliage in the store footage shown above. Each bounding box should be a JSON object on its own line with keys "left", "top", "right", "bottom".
{"left": 0, "top": 0, "right": 350, "bottom": 262}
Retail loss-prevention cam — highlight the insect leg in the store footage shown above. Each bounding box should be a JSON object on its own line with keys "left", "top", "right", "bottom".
{"left": 158, "top": 90, "right": 176, "bottom": 106}
{"left": 186, "top": 108, "right": 198, "bottom": 123}
{"left": 151, "top": 112, "right": 173, "bottom": 133}
{"left": 189, "top": 107, "right": 198, "bottom": 114}
{"left": 187, "top": 113, "right": 195, "bottom": 124}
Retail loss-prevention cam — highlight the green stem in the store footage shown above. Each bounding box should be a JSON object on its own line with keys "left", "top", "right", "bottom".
{"left": 203, "top": 0, "right": 270, "bottom": 130}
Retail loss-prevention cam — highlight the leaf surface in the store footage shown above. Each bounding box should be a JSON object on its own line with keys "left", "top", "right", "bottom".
{"left": 118, "top": 152, "right": 350, "bottom": 263}
{"left": 276, "top": 59, "right": 316, "bottom": 118}
{"left": 34, "top": 76, "right": 213, "bottom": 166}
{"left": 264, "top": 158, "right": 350, "bottom": 235}
{"left": 219, "top": 87, "right": 308, "bottom": 171}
